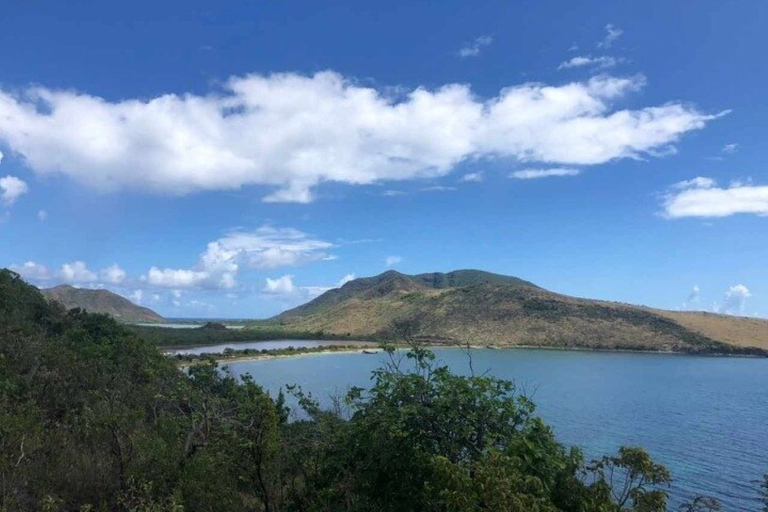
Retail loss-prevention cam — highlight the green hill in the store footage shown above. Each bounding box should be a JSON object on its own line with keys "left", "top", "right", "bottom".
{"left": 270, "top": 270, "right": 768, "bottom": 355}
{"left": 41, "top": 284, "right": 164, "bottom": 323}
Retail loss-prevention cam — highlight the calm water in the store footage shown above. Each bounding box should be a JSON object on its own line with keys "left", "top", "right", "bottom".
{"left": 134, "top": 322, "right": 245, "bottom": 329}
{"left": 165, "top": 339, "right": 364, "bottom": 356}
{"left": 225, "top": 348, "right": 768, "bottom": 511}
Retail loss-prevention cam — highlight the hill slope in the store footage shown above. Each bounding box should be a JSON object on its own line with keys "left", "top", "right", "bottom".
{"left": 41, "top": 284, "right": 164, "bottom": 323}
{"left": 270, "top": 270, "right": 768, "bottom": 355}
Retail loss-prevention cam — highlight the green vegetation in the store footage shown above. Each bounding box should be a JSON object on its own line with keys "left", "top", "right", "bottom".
{"left": 1, "top": 269, "right": 764, "bottom": 511}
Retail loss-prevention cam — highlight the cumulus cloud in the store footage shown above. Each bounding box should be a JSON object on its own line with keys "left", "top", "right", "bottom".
{"left": 12, "top": 260, "right": 114, "bottom": 286}
{"left": 721, "top": 143, "right": 738, "bottom": 154}
{"left": 60, "top": 261, "right": 98, "bottom": 283}
{"left": 385, "top": 255, "right": 402, "bottom": 267}
{"left": 263, "top": 272, "right": 354, "bottom": 300}
{"left": 719, "top": 284, "right": 751, "bottom": 314}
{"left": 662, "top": 177, "right": 768, "bottom": 218}
{"left": 145, "top": 226, "right": 334, "bottom": 289}
{"left": 598, "top": 24, "right": 623, "bottom": 48}
{"left": 460, "top": 171, "right": 483, "bottom": 182}
{"left": 147, "top": 268, "right": 210, "bottom": 288}
{"left": 37, "top": 209, "right": 47, "bottom": 221}
{"left": 0, "top": 72, "right": 719, "bottom": 202}
{"left": 101, "top": 264, "right": 127, "bottom": 284}
{"left": 0, "top": 176, "right": 28, "bottom": 206}
{"left": 263, "top": 274, "right": 295, "bottom": 295}
{"left": 558, "top": 56, "right": 618, "bottom": 70}
{"left": 510, "top": 168, "right": 581, "bottom": 179}
{"left": 458, "top": 35, "right": 493, "bottom": 57}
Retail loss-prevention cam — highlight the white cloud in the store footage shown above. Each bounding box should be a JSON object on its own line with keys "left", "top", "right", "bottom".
{"left": 0, "top": 176, "right": 28, "bottom": 206}
{"left": 721, "top": 143, "right": 738, "bottom": 154}
{"left": 671, "top": 176, "right": 716, "bottom": 190}
{"left": 263, "top": 274, "right": 295, "bottom": 295}
{"left": 128, "top": 290, "right": 143, "bottom": 304}
{"left": 147, "top": 267, "right": 210, "bottom": 288}
{"left": 421, "top": 185, "right": 457, "bottom": 192}
{"left": 101, "top": 263, "right": 127, "bottom": 284}
{"left": 381, "top": 190, "right": 406, "bottom": 197}
{"left": 385, "top": 255, "right": 402, "bottom": 267}
{"left": 460, "top": 171, "right": 483, "bottom": 182}
{"left": 719, "top": 284, "right": 751, "bottom": 314}
{"left": 558, "top": 56, "right": 618, "bottom": 70}
{"left": 511, "top": 168, "right": 581, "bottom": 179}
{"left": 11, "top": 260, "right": 127, "bottom": 286}
{"left": 0, "top": 72, "right": 719, "bottom": 202}
{"left": 662, "top": 177, "right": 768, "bottom": 218}
{"left": 598, "top": 24, "right": 623, "bottom": 48}
{"left": 458, "top": 35, "right": 493, "bottom": 57}
{"left": 263, "top": 272, "right": 353, "bottom": 300}
{"left": 10, "top": 261, "right": 53, "bottom": 281}
{"left": 37, "top": 209, "right": 47, "bottom": 221}
{"left": 683, "top": 284, "right": 700, "bottom": 310}
{"left": 145, "top": 226, "right": 334, "bottom": 289}
{"left": 60, "top": 261, "right": 98, "bottom": 284}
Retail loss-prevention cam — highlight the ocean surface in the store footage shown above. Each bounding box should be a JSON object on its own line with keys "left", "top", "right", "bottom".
{"left": 222, "top": 347, "right": 768, "bottom": 510}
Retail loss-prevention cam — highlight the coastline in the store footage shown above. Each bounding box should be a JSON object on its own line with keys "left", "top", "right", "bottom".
{"left": 173, "top": 340, "right": 768, "bottom": 367}
{"left": 174, "top": 344, "right": 388, "bottom": 367}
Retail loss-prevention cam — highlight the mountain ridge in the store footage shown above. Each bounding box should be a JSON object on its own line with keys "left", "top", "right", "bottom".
{"left": 41, "top": 284, "right": 164, "bottom": 324}
{"left": 270, "top": 270, "right": 768, "bottom": 354}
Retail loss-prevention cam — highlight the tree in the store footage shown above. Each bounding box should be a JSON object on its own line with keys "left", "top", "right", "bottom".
{"left": 586, "top": 446, "right": 671, "bottom": 512}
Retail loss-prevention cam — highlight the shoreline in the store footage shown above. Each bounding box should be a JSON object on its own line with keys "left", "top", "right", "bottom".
{"left": 176, "top": 345, "right": 387, "bottom": 367}
{"left": 173, "top": 341, "right": 766, "bottom": 366}
{"left": 159, "top": 339, "right": 375, "bottom": 351}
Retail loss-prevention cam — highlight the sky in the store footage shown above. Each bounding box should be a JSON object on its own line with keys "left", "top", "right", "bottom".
{"left": 1, "top": 0, "right": 766, "bottom": 319}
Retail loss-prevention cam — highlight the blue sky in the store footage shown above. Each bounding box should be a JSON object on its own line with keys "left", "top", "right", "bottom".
{"left": 1, "top": 0, "right": 766, "bottom": 318}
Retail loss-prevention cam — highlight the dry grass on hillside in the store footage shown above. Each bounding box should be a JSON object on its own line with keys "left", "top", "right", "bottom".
{"left": 655, "top": 310, "right": 768, "bottom": 350}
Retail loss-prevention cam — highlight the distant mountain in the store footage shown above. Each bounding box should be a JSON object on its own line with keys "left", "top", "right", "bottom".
{"left": 270, "top": 270, "right": 768, "bottom": 355}
{"left": 41, "top": 285, "right": 164, "bottom": 324}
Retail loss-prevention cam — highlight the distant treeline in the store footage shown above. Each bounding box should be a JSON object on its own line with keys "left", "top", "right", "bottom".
{"left": 129, "top": 321, "right": 364, "bottom": 347}
{"left": 1, "top": 269, "right": 766, "bottom": 511}
{"left": 171, "top": 344, "right": 367, "bottom": 365}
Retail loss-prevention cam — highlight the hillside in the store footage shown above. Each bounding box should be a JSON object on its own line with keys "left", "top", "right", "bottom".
{"left": 41, "top": 284, "right": 164, "bottom": 323}
{"left": 270, "top": 270, "right": 768, "bottom": 355}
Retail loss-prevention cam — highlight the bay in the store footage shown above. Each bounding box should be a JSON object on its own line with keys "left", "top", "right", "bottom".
{"left": 225, "top": 347, "right": 768, "bottom": 511}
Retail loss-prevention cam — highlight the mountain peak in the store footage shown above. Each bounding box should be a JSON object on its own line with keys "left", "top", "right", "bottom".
{"left": 273, "top": 269, "right": 538, "bottom": 320}
{"left": 40, "top": 285, "right": 163, "bottom": 323}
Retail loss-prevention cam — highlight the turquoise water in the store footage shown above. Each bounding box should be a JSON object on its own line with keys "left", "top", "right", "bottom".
{"left": 225, "top": 348, "right": 768, "bottom": 510}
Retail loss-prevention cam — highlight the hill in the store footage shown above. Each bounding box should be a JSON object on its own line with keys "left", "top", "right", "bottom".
{"left": 41, "top": 284, "right": 164, "bottom": 323}
{"left": 270, "top": 270, "right": 768, "bottom": 355}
